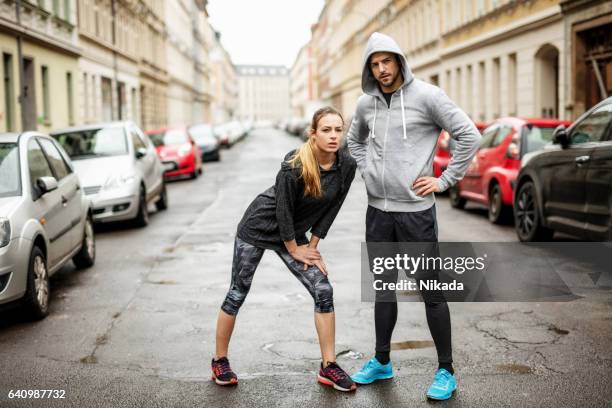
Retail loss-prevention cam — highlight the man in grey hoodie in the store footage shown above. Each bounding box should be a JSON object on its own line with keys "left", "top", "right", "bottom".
{"left": 347, "top": 32, "right": 480, "bottom": 400}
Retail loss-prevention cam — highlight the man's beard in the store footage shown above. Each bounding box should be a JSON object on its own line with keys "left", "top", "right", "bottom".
{"left": 380, "top": 72, "right": 398, "bottom": 87}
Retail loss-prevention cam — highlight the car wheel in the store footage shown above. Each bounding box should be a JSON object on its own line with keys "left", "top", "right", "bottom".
{"left": 514, "top": 181, "right": 554, "bottom": 241}
{"left": 488, "top": 184, "right": 511, "bottom": 224}
{"left": 155, "top": 181, "right": 168, "bottom": 211}
{"left": 24, "top": 246, "right": 49, "bottom": 320}
{"left": 449, "top": 185, "right": 466, "bottom": 209}
{"left": 73, "top": 216, "right": 96, "bottom": 269}
{"left": 133, "top": 186, "right": 149, "bottom": 228}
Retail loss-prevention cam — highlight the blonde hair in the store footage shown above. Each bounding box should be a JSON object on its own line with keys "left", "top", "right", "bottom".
{"left": 289, "top": 106, "right": 344, "bottom": 198}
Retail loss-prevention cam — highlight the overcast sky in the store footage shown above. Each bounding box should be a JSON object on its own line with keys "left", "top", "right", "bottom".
{"left": 207, "top": 0, "right": 325, "bottom": 68}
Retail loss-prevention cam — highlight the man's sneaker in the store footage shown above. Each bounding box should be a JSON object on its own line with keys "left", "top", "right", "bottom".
{"left": 426, "top": 368, "right": 456, "bottom": 400}
{"left": 351, "top": 357, "right": 394, "bottom": 384}
{"left": 317, "top": 362, "right": 357, "bottom": 392}
{"left": 211, "top": 357, "right": 238, "bottom": 386}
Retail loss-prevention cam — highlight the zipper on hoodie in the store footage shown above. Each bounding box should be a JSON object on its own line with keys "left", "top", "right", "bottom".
{"left": 382, "top": 94, "right": 391, "bottom": 211}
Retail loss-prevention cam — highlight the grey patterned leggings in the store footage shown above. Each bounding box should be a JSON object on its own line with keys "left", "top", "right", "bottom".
{"left": 221, "top": 237, "right": 334, "bottom": 315}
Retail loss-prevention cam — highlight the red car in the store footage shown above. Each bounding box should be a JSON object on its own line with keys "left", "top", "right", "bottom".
{"left": 449, "top": 117, "right": 572, "bottom": 224}
{"left": 146, "top": 127, "right": 203, "bottom": 179}
{"left": 433, "top": 122, "right": 487, "bottom": 178}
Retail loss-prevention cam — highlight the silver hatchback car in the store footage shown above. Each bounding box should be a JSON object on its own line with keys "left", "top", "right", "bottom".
{"left": 0, "top": 132, "right": 95, "bottom": 319}
{"left": 51, "top": 121, "right": 168, "bottom": 226}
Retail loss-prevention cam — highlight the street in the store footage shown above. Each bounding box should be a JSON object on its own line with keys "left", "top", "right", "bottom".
{"left": 1, "top": 128, "right": 610, "bottom": 407}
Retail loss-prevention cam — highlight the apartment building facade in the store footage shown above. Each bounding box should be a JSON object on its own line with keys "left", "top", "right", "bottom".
{"left": 236, "top": 65, "right": 290, "bottom": 122}
{"left": 300, "top": 0, "right": 611, "bottom": 122}
{"left": 0, "top": 0, "right": 80, "bottom": 133}
{"left": 209, "top": 30, "right": 237, "bottom": 125}
{"left": 164, "top": 0, "right": 212, "bottom": 127}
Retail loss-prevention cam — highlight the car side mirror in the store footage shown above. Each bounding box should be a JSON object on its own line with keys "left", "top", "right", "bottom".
{"left": 135, "top": 147, "right": 147, "bottom": 159}
{"left": 36, "top": 176, "right": 58, "bottom": 196}
{"left": 552, "top": 125, "right": 569, "bottom": 147}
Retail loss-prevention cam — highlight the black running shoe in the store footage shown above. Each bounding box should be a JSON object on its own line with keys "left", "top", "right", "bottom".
{"left": 211, "top": 357, "right": 238, "bottom": 386}
{"left": 317, "top": 361, "right": 357, "bottom": 392}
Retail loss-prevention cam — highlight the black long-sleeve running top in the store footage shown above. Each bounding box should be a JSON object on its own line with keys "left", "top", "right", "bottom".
{"left": 237, "top": 148, "right": 357, "bottom": 251}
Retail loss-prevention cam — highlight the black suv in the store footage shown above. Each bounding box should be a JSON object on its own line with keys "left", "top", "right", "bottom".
{"left": 513, "top": 97, "right": 612, "bottom": 241}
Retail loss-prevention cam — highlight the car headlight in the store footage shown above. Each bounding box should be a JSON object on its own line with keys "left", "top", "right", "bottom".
{"left": 104, "top": 174, "right": 137, "bottom": 190}
{"left": 0, "top": 218, "right": 10, "bottom": 248}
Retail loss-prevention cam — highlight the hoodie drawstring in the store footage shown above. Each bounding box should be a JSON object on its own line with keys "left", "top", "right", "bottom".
{"left": 370, "top": 99, "right": 377, "bottom": 139}
{"left": 400, "top": 88, "right": 407, "bottom": 140}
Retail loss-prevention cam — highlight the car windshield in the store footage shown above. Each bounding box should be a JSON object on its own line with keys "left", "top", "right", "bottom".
{"left": 53, "top": 127, "right": 128, "bottom": 160}
{"left": 189, "top": 125, "right": 214, "bottom": 139}
{"left": 523, "top": 126, "right": 556, "bottom": 153}
{"left": 189, "top": 125, "right": 216, "bottom": 143}
{"left": 0, "top": 143, "right": 21, "bottom": 197}
{"left": 148, "top": 129, "right": 188, "bottom": 146}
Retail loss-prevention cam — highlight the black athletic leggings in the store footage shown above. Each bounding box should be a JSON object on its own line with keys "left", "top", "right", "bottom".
{"left": 366, "top": 205, "right": 452, "bottom": 365}
{"left": 221, "top": 237, "right": 334, "bottom": 315}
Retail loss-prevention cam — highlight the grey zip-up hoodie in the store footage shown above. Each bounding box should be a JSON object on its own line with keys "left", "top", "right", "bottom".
{"left": 347, "top": 32, "right": 481, "bottom": 213}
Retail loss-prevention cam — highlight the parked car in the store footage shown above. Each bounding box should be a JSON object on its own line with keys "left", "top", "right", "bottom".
{"left": 0, "top": 131, "right": 95, "bottom": 319}
{"left": 513, "top": 97, "right": 612, "bottom": 241}
{"left": 433, "top": 122, "right": 487, "bottom": 178}
{"left": 146, "top": 127, "right": 202, "bottom": 179}
{"left": 214, "top": 121, "right": 245, "bottom": 147}
{"left": 287, "top": 117, "right": 309, "bottom": 137}
{"left": 52, "top": 122, "right": 167, "bottom": 227}
{"left": 189, "top": 124, "right": 220, "bottom": 162}
{"left": 449, "top": 117, "right": 572, "bottom": 224}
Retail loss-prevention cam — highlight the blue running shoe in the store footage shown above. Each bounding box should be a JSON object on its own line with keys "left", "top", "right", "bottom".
{"left": 426, "top": 369, "right": 457, "bottom": 400}
{"left": 350, "top": 357, "right": 394, "bottom": 385}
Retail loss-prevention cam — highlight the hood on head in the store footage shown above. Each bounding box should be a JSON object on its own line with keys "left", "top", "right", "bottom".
{"left": 361, "top": 32, "right": 414, "bottom": 97}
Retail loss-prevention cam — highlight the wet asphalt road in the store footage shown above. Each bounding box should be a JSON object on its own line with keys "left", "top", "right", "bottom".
{"left": 0, "top": 128, "right": 611, "bottom": 407}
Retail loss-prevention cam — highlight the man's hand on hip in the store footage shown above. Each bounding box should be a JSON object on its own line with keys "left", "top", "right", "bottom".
{"left": 413, "top": 176, "right": 442, "bottom": 196}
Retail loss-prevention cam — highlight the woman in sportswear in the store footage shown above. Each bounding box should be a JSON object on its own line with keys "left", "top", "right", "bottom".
{"left": 212, "top": 106, "right": 358, "bottom": 392}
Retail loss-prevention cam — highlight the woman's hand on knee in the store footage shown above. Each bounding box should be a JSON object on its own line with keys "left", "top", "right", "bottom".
{"left": 312, "top": 257, "right": 328, "bottom": 275}
{"left": 289, "top": 245, "right": 321, "bottom": 267}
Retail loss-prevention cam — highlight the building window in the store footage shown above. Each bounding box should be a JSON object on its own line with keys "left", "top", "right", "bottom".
{"left": 508, "top": 53, "right": 517, "bottom": 116}
{"left": 53, "top": 0, "right": 60, "bottom": 16}
{"left": 131, "top": 87, "right": 137, "bottom": 122}
{"left": 477, "top": 0, "right": 485, "bottom": 16}
{"left": 64, "top": 0, "right": 70, "bottom": 21}
{"left": 117, "top": 82, "right": 126, "bottom": 120}
{"left": 2, "top": 53, "right": 15, "bottom": 132}
{"left": 83, "top": 72, "right": 88, "bottom": 119}
{"left": 493, "top": 57, "right": 501, "bottom": 118}
{"left": 455, "top": 67, "right": 462, "bottom": 106}
{"left": 41, "top": 65, "right": 50, "bottom": 124}
{"left": 95, "top": 8, "right": 99, "bottom": 37}
{"left": 466, "top": 65, "right": 473, "bottom": 118}
{"left": 66, "top": 72, "right": 74, "bottom": 125}
{"left": 478, "top": 61, "right": 486, "bottom": 121}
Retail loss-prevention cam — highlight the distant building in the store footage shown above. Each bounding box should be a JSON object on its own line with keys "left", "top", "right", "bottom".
{"left": 290, "top": 43, "right": 322, "bottom": 119}
{"left": 165, "top": 0, "right": 213, "bottom": 127}
{"left": 209, "top": 30, "right": 237, "bottom": 125}
{"left": 236, "top": 65, "right": 290, "bottom": 122}
{"left": 0, "top": 0, "right": 80, "bottom": 132}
